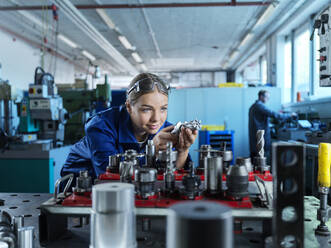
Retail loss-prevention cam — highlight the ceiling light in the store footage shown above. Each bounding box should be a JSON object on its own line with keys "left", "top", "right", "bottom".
{"left": 253, "top": 4, "right": 276, "bottom": 29}
{"left": 229, "top": 51, "right": 239, "bottom": 60}
{"left": 82, "top": 50, "right": 96, "bottom": 61}
{"left": 96, "top": 9, "right": 116, "bottom": 29}
{"left": 140, "top": 64, "right": 148, "bottom": 71}
{"left": 238, "top": 33, "right": 253, "bottom": 48}
{"left": 131, "top": 52, "right": 143, "bottom": 63}
{"left": 58, "top": 34, "right": 78, "bottom": 48}
{"left": 118, "top": 36, "right": 134, "bottom": 50}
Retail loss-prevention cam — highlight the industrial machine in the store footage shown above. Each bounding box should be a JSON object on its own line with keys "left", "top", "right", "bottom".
{"left": 38, "top": 125, "right": 276, "bottom": 246}
{"left": 0, "top": 66, "right": 68, "bottom": 149}
{"left": 57, "top": 75, "right": 111, "bottom": 144}
{"left": 0, "top": 66, "right": 71, "bottom": 193}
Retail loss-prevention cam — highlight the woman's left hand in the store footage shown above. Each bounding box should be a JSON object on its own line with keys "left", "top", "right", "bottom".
{"left": 175, "top": 127, "right": 198, "bottom": 152}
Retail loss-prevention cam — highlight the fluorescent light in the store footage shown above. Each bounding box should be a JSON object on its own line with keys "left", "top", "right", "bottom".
{"left": 140, "top": 64, "right": 148, "bottom": 71}
{"left": 131, "top": 52, "right": 143, "bottom": 63}
{"left": 58, "top": 34, "right": 78, "bottom": 48}
{"left": 239, "top": 33, "right": 253, "bottom": 48}
{"left": 253, "top": 4, "right": 276, "bottom": 29}
{"left": 96, "top": 9, "right": 116, "bottom": 29}
{"left": 118, "top": 36, "right": 134, "bottom": 50}
{"left": 229, "top": 51, "right": 239, "bottom": 60}
{"left": 82, "top": 50, "right": 96, "bottom": 61}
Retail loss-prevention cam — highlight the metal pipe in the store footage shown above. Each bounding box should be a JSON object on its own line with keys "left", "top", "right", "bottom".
{"left": 0, "top": 2, "right": 273, "bottom": 11}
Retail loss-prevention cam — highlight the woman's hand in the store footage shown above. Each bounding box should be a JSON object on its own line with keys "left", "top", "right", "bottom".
{"left": 175, "top": 127, "right": 198, "bottom": 152}
{"left": 152, "top": 125, "right": 177, "bottom": 151}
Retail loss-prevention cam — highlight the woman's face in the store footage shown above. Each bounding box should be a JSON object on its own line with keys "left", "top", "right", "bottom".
{"left": 126, "top": 89, "right": 168, "bottom": 136}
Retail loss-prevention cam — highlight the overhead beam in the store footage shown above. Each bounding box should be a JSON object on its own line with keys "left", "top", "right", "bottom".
{"left": 0, "top": 1, "right": 273, "bottom": 11}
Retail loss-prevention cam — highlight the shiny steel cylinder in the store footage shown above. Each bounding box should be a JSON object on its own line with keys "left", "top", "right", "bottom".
{"left": 167, "top": 202, "right": 233, "bottom": 248}
{"left": 134, "top": 168, "right": 157, "bottom": 199}
{"left": 12, "top": 215, "right": 24, "bottom": 236}
{"left": 236, "top": 157, "right": 253, "bottom": 173}
{"left": 199, "top": 144, "right": 212, "bottom": 168}
{"left": 204, "top": 156, "right": 223, "bottom": 193}
{"left": 90, "top": 183, "right": 136, "bottom": 248}
{"left": 17, "top": 226, "right": 34, "bottom": 248}
{"left": 146, "top": 140, "right": 156, "bottom": 167}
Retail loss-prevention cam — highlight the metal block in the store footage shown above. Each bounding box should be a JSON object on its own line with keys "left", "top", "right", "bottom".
{"left": 272, "top": 143, "right": 305, "bottom": 247}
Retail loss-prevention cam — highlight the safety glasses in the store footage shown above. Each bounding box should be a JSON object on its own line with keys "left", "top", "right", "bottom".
{"left": 127, "top": 77, "right": 170, "bottom": 96}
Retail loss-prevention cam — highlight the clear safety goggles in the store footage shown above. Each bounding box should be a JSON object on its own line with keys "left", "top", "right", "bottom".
{"left": 127, "top": 77, "right": 170, "bottom": 96}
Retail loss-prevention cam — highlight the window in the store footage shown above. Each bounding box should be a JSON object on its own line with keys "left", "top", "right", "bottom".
{"left": 283, "top": 39, "right": 292, "bottom": 103}
{"left": 261, "top": 56, "right": 267, "bottom": 85}
{"left": 294, "top": 29, "right": 310, "bottom": 98}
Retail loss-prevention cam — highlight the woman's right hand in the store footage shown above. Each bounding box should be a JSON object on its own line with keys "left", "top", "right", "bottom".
{"left": 152, "top": 125, "right": 178, "bottom": 151}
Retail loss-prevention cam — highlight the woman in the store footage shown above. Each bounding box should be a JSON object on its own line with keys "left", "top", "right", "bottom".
{"left": 61, "top": 73, "right": 197, "bottom": 180}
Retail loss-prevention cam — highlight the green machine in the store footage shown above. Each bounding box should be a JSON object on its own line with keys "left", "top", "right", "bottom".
{"left": 58, "top": 75, "right": 111, "bottom": 144}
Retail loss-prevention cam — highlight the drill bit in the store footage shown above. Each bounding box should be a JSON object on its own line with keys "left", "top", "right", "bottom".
{"left": 256, "top": 130, "right": 265, "bottom": 158}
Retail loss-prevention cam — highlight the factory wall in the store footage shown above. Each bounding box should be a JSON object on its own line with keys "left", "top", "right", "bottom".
{"left": 0, "top": 29, "right": 75, "bottom": 97}
{"left": 168, "top": 87, "right": 282, "bottom": 166}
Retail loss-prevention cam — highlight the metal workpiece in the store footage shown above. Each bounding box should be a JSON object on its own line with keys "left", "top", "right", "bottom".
{"left": 163, "top": 142, "right": 177, "bottom": 193}
{"left": 198, "top": 144, "right": 214, "bottom": 168}
{"left": 145, "top": 140, "right": 156, "bottom": 167}
{"left": 73, "top": 170, "right": 92, "bottom": 193}
{"left": 119, "top": 161, "right": 134, "bottom": 183}
{"left": 166, "top": 201, "right": 233, "bottom": 248}
{"left": 171, "top": 119, "right": 201, "bottom": 135}
{"left": 180, "top": 163, "right": 203, "bottom": 200}
{"left": 272, "top": 143, "right": 305, "bottom": 248}
{"left": 254, "top": 130, "right": 270, "bottom": 172}
{"left": 256, "top": 130, "right": 265, "bottom": 158}
{"left": 107, "top": 154, "right": 121, "bottom": 173}
{"left": 0, "top": 210, "right": 15, "bottom": 248}
{"left": 134, "top": 168, "right": 157, "bottom": 199}
{"left": 17, "top": 226, "right": 34, "bottom": 248}
{"left": 12, "top": 215, "right": 24, "bottom": 236}
{"left": 204, "top": 156, "right": 223, "bottom": 193}
{"left": 226, "top": 163, "right": 249, "bottom": 199}
{"left": 236, "top": 157, "right": 253, "bottom": 173}
{"left": 90, "top": 183, "right": 136, "bottom": 248}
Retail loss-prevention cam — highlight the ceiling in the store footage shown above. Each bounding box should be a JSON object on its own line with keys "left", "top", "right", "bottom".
{"left": 0, "top": 0, "right": 297, "bottom": 76}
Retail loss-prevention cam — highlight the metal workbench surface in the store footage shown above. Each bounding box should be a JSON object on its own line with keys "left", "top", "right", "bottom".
{"left": 1, "top": 193, "right": 331, "bottom": 247}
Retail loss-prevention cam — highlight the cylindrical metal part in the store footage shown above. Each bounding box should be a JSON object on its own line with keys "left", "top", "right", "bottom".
{"left": 199, "top": 144, "right": 212, "bottom": 168}
{"left": 90, "top": 183, "right": 136, "bottom": 248}
{"left": 17, "top": 226, "right": 34, "bottom": 248}
{"left": 12, "top": 215, "right": 24, "bottom": 236}
{"left": 119, "top": 161, "right": 134, "bottom": 182}
{"left": 0, "top": 211, "right": 15, "bottom": 248}
{"left": 74, "top": 170, "right": 92, "bottom": 192}
{"left": 0, "top": 241, "right": 8, "bottom": 248}
{"left": 167, "top": 202, "right": 233, "bottom": 248}
{"left": 204, "top": 156, "right": 223, "bottom": 193}
{"left": 221, "top": 150, "right": 233, "bottom": 162}
{"left": 256, "top": 129, "right": 265, "bottom": 158}
{"left": 164, "top": 172, "right": 175, "bottom": 191}
{"left": 236, "top": 157, "right": 253, "bottom": 173}
{"left": 146, "top": 140, "right": 156, "bottom": 167}
{"left": 134, "top": 168, "right": 157, "bottom": 199}
{"left": 108, "top": 154, "right": 121, "bottom": 172}
{"left": 226, "top": 164, "right": 249, "bottom": 198}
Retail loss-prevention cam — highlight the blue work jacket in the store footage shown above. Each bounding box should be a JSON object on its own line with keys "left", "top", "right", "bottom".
{"left": 249, "top": 100, "right": 291, "bottom": 156}
{"left": 61, "top": 105, "right": 188, "bottom": 179}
